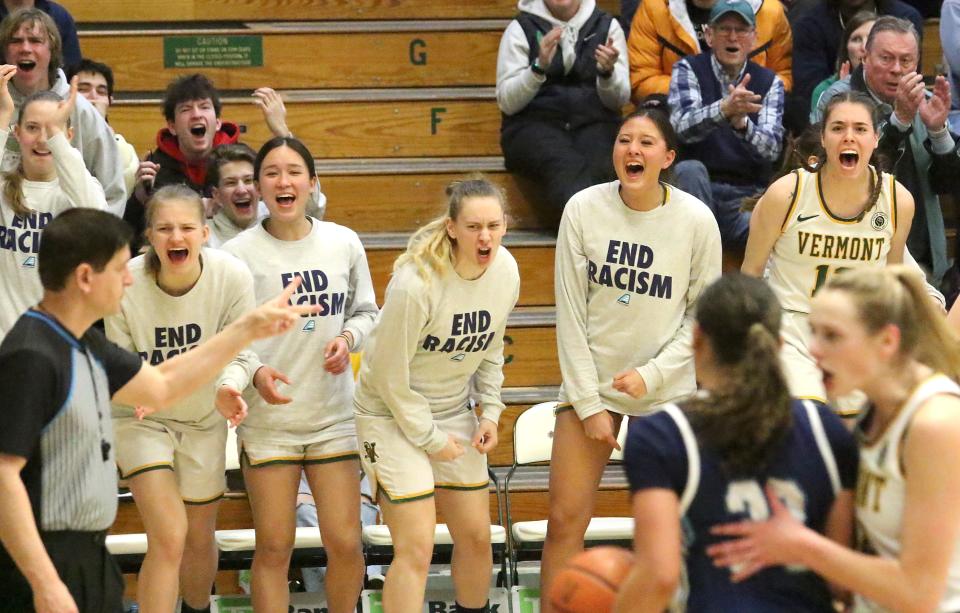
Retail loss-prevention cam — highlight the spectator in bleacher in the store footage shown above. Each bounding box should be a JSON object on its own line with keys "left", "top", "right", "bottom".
{"left": 620, "top": 0, "right": 639, "bottom": 34}
{"left": 790, "top": 0, "right": 922, "bottom": 131}
{"left": 496, "top": 0, "right": 629, "bottom": 230}
{"left": 0, "top": 8, "right": 125, "bottom": 215}
{"left": 0, "top": 0, "right": 79, "bottom": 69}
{"left": 627, "top": 0, "right": 792, "bottom": 104}
{"left": 124, "top": 74, "right": 240, "bottom": 249}
{"left": 813, "top": 16, "right": 960, "bottom": 286}
{"left": 0, "top": 67, "right": 109, "bottom": 342}
{"left": 810, "top": 11, "right": 875, "bottom": 111}
{"left": 943, "top": 0, "right": 960, "bottom": 133}
{"left": 125, "top": 78, "right": 298, "bottom": 250}
{"left": 67, "top": 58, "right": 138, "bottom": 197}
{"left": 204, "top": 143, "right": 262, "bottom": 248}
{"left": 667, "top": 0, "right": 786, "bottom": 249}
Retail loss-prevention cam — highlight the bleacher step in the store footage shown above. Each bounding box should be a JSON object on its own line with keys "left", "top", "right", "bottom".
{"left": 359, "top": 230, "right": 554, "bottom": 250}
{"left": 81, "top": 19, "right": 510, "bottom": 36}
{"left": 113, "top": 87, "right": 495, "bottom": 105}
{"left": 502, "top": 386, "right": 560, "bottom": 405}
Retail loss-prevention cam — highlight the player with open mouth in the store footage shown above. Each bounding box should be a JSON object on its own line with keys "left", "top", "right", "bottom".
{"left": 541, "top": 106, "right": 722, "bottom": 610}
{"left": 218, "top": 136, "right": 378, "bottom": 613}
{"left": 742, "top": 90, "right": 918, "bottom": 414}
{"left": 105, "top": 184, "right": 270, "bottom": 613}
{"left": 353, "top": 176, "right": 519, "bottom": 612}
{"left": 709, "top": 266, "right": 960, "bottom": 613}
{"left": 0, "top": 68, "right": 109, "bottom": 342}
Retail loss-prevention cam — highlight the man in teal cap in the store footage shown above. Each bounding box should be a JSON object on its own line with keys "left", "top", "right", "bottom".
{"left": 667, "top": 0, "right": 785, "bottom": 249}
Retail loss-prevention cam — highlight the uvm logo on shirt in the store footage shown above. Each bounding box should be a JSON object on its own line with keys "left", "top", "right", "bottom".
{"left": 139, "top": 324, "right": 201, "bottom": 365}
{"left": 280, "top": 270, "right": 345, "bottom": 318}
{"left": 302, "top": 320, "right": 316, "bottom": 332}
{"left": 21, "top": 256, "right": 36, "bottom": 268}
{"left": 588, "top": 239, "right": 673, "bottom": 300}
{"left": 422, "top": 310, "right": 496, "bottom": 355}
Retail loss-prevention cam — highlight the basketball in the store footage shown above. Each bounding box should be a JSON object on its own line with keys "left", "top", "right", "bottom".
{"left": 547, "top": 546, "right": 635, "bottom": 613}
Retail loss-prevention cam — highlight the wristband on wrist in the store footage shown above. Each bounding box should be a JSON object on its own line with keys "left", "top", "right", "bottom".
{"left": 337, "top": 332, "right": 353, "bottom": 351}
{"left": 531, "top": 59, "right": 546, "bottom": 76}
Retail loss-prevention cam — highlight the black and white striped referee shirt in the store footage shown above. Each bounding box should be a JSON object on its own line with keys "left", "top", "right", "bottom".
{"left": 0, "top": 309, "right": 141, "bottom": 533}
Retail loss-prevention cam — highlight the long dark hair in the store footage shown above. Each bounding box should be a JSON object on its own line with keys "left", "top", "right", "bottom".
{"left": 836, "top": 10, "right": 877, "bottom": 73}
{"left": 685, "top": 274, "right": 792, "bottom": 477}
{"left": 820, "top": 90, "right": 884, "bottom": 216}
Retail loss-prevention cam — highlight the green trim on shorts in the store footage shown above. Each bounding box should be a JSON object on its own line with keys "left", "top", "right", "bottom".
{"left": 183, "top": 492, "right": 225, "bottom": 506}
{"left": 121, "top": 462, "right": 174, "bottom": 480}
{"left": 303, "top": 452, "right": 360, "bottom": 465}
{"left": 379, "top": 487, "right": 435, "bottom": 505}
{"left": 241, "top": 449, "right": 360, "bottom": 469}
{"left": 435, "top": 482, "right": 490, "bottom": 492}
{"left": 241, "top": 449, "right": 303, "bottom": 469}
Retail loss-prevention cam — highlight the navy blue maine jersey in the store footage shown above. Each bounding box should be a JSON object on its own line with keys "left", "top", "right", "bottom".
{"left": 624, "top": 400, "right": 858, "bottom": 612}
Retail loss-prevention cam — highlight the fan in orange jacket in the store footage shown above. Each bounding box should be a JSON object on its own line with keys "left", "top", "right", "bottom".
{"left": 628, "top": 0, "right": 792, "bottom": 102}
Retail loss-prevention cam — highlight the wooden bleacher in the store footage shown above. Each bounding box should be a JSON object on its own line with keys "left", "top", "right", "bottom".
{"left": 80, "top": 25, "right": 502, "bottom": 92}
{"left": 60, "top": 0, "right": 620, "bottom": 22}
{"left": 77, "top": 0, "right": 944, "bottom": 596}
{"left": 108, "top": 91, "right": 502, "bottom": 161}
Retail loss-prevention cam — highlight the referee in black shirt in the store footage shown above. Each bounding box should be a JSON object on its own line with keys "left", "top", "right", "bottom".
{"left": 0, "top": 209, "right": 315, "bottom": 613}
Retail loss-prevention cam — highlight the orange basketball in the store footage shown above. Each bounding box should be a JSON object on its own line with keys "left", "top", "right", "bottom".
{"left": 547, "top": 546, "right": 635, "bottom": 613}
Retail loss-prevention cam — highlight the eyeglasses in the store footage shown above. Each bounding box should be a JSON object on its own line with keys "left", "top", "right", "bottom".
{"left": 711, "top": 24, "right": 754, "bottom": 37}
{"left": 872, "top": 53, "right": 917, "bottom": 70}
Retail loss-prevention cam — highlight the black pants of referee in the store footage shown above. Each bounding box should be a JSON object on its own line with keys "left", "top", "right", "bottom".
{"left": 0, "top": 531, "right": 124, "bottom": 613}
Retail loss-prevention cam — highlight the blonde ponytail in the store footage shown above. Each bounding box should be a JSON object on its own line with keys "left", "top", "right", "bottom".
{"left": 3, "top": 164, "right": 28, "bottom": 216}
{"left": 394, "top": 216, "right": 454, "bottom": 282}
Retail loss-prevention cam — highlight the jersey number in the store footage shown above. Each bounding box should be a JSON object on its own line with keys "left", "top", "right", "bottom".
{"left": 725, "top": 478, "right": 806, "bottom": 523}
{"left": 811, "top": 265, "right": 851, "bottom": 296}
{"left": 726, "top": 479, "right": 808, "bottom": 574}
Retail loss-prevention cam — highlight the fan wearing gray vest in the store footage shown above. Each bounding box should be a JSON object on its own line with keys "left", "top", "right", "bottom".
{"left": 0, "top": 207, "right": 316, "bottom": 613}
{"left": 667, "top": 0, "right": 786, "bottom": 250}
{"left": 496, "top": 0, "right": 630, "bottom": 230}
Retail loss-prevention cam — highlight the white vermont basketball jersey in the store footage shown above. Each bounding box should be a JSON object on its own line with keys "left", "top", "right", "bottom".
{"left": 854, "top": 375, "right": 960, "bottom": 612}
{"left": 767, "top": 167, "right": 898, "bottom": 314}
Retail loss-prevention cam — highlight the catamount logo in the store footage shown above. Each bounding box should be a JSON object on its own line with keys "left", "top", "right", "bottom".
{"left": 363, "top": 441, "right": 379, "bottom": 464}
{"left": 870, "top": 211, "right": 888, "bottom": 231}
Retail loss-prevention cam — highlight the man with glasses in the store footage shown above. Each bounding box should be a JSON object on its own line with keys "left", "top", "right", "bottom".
{"left": 667, "top": 0, "right": 786, "bottom": 249}
{"left": 813, "top": 16, "right": 960, "bottom": 287}
{"left": 627, "top": 0, "right": 792, "bottom": 104}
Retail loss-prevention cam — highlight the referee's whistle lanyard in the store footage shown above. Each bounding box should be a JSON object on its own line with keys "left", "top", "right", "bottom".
{"left": 81, "top": 350, "right": 112, "bottom": 462}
